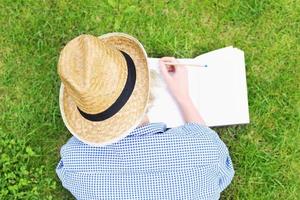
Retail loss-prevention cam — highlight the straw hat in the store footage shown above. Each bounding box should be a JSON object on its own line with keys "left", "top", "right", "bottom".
{"left": 58, "top": 33, "right": 149, "bottom": 146}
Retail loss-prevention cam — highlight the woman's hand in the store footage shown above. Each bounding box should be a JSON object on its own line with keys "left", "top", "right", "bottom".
{"left": 159, "top": 57, "right": 205, "bottom": 125}
{"left": 159, "top": 57, "right": 190, "bottom": 103}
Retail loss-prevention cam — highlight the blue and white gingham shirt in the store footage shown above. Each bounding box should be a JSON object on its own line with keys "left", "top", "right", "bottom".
{"left": 56, "top": 122, "right": 234, "bottom": 200}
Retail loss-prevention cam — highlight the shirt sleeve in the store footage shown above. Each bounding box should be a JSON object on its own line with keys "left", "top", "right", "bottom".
{"left": 55, "top": 137, "right": 86, "bottom": 196}
{"left": 211, "top": 130, "right": 234, "bottom": 192}
{"left": 184, "top": 123, "right": 235, "bottom": 192}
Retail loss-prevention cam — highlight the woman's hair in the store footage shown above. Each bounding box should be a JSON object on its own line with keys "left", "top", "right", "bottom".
{"left": 145, "top": 69, "right": 162, "bottom": 113}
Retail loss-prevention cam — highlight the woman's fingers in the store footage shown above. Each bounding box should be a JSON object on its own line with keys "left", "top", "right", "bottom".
{"left": 159, "top": 59, "right": 173, "bottom": 82}
{"left": 160, "top": 57, "right": 177, "bottom": 63}
{"left": 160, "top": 56, "right": 175, "bottom": 60}
{"left": 161, "top": 57, "right": 179, "bottom": 72}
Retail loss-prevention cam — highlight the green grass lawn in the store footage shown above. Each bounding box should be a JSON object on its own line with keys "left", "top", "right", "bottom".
{"left": 1, "top": 0, "right": 299, "bottom": 199}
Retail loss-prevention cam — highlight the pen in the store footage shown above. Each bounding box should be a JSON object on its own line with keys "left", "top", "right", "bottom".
{"left": 165, "top": 62, "right": 208, "bottom": 67}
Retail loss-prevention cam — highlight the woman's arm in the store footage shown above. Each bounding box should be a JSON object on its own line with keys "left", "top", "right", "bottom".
{"left": 176, "top": 96, "right": 205, "bottom": 125}
{"left": 159, "top": 57, "right": 206, "bottom": 125}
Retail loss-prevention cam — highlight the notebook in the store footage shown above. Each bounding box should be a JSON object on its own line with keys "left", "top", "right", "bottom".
{"left": 147, "top": 46, "right": 250, "bottom": 127}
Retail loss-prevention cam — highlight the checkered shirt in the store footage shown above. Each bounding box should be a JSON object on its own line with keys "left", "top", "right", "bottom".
{"left": 56, "top": 122, "right": 234, "bottom": 199}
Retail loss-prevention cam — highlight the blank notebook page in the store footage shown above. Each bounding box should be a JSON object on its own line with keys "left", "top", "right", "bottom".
{"left": 147, "top": 47, "right": 250, "bottom": 127}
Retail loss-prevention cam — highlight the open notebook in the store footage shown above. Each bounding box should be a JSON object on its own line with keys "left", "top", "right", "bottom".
{"left": 147, "top": 46, "right": 250, "bottom": 127}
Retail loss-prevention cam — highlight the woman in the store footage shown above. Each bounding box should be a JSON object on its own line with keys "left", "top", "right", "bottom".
{"left": 56, "top": 33, "right": 234, "bottom": 200}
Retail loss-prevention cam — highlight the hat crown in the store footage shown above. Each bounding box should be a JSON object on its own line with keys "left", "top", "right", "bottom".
{"left": 58, "top": 35, "right": 128, "bottom": 114}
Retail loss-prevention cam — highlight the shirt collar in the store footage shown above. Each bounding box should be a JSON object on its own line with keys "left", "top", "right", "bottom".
{"left": 128, "top": 122, "right": 167, "bottom": 137}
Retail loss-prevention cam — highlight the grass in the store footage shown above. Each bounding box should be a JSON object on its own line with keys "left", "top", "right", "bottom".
{"left": 0, "top": 0, "right": 299, "bottom": 199}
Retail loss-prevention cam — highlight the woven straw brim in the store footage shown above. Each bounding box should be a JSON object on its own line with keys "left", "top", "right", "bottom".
{"left": 59, "top": 33, "right": 149, "bottom": 146}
